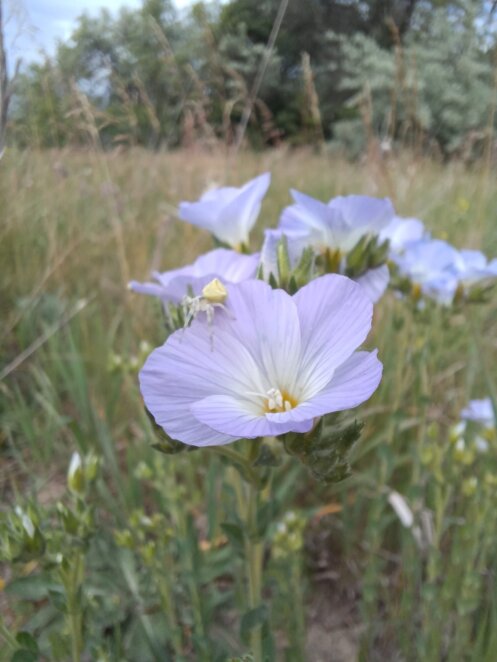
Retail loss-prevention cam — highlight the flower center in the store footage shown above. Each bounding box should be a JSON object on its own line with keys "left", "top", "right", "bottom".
{"left": 264, "top": 388, "right": 298, "bottom": 414}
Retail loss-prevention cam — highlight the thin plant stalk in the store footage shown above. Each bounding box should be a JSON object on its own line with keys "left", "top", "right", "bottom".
{"left": 63, "top": 551, "right": 84, "bottom": 662}
{"left": 246, "top": 480, "right": 264, "bottom": 662}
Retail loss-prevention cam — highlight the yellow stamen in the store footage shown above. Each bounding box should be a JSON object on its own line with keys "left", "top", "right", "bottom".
{"left": 264, "top": 388, "right": 299, "bottom": 414}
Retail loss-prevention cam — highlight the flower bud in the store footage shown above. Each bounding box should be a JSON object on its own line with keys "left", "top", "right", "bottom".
{"left": 67, "top": 452, "right": 85, "bottom": 494}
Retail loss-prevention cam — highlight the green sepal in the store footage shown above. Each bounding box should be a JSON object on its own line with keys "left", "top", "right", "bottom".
{"left": 253, "top": 444, "right": 282, "bottom": 468}
{"left": 146, "top": 410, "right": 194, "bottom": 454}
{"left": 345, "top": 236, "right": 389, "bottom": 278}
{"left": 292, "top": 246, "right": 315, "bottom": 287}
{"left": 287, "top": 275, "right": 298, "bottom": 295}
{"left": 345, "top": 236, "right": 368, "bottom": 276}
{"left": 283, "top": 417, "right": 363, "bottom": 483}
{"left": 368, "top": 238, "right": 390, "bottom": 268}
{"left": 276, "top": 234, "right": 292, "bottom": 287}
{"left": 268, "top": 271, "right": 279, "bottom": 290}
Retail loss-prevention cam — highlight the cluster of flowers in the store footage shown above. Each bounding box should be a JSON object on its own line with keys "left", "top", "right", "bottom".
{"left": 129, "top": 173, "right": 497, "bottom": 448}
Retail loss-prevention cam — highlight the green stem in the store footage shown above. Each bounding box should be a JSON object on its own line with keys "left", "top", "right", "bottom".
{"left": 468, "top": 313, "right": 497, "bottom": 421}
{"left": 289, "top": 556, "right": 306, "bottom": 658}
{"left": 246, "top": 479, "right": 264, "bottom": 662}
{"left": 0, "top": 616, "right": 18, "bottom": 650}
{"left": 67, "top": 552, "right": 84, "bottom": 662}
{"left": 156, "top": 554, "right": 184, "bottom": 658}
{"left": 213, "top": 446, "right": 260, "bottom": 486}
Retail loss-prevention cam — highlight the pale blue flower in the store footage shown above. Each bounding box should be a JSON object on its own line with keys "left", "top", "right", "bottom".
{"left": 128, "top": 249, "right": 259, "bottom": 304}
{"left": 456, "top": 398, "right": 496, "bottom": 453}
{"left": 178, "top": 173, "right": 271, "bottom": 248}
{"left": 450, "top": 250, "right": 497, "bottom": 287}
{"left": 355, "top": 265, "right": 390, "bottom": 303}
{"left": 392, "top": 239, "right": 461, "bottom": 304}
{"left": 394, "top": 239, "right": 497, "bottom": 304}
{"left": 279, "top": 192, "right": 395, "bottom": 253}
{"left": 461, "top": 398, "right": 495, "bottom": 428}
{"left": 277, "top": 193, "right": 394, "bottom": 302}
{"left": 379, "top": 216, "right": 427, "bottom": 254}
{"left": 139, "top": 275, "right": 382, "bottom": 446}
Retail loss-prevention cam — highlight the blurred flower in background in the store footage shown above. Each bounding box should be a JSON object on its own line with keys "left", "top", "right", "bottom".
{"left": 379, "top": 215, "right": 427, "bottom": 255}
{"left": 178, "top": 172, "right": 271, "bottom": 249}
{"left": 128, "top": 248, "right": 259, "bottom": 304}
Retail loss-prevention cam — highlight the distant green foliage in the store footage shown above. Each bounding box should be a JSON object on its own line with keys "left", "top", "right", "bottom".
{"left": 327, "top": 0, "right": 496, "bottom": 155}
{"left": 7, "top": 0, "right": 497, "bottom": 154}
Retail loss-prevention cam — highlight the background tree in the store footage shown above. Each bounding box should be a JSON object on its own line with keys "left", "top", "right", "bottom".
{"left": 6, "top": 0, "right": 497, "bottom": 155}
{"left": 0, "top": 0, "right": 20, "bottom": 156}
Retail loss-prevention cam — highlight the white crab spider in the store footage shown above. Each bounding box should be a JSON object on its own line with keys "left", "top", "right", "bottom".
{"left": 181, "top": 278, "right": 230, "bottom": 343}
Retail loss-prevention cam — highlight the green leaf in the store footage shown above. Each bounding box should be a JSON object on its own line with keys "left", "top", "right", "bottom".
{"left": 48, "top": 631, "right": 71, "bottom": 661}
{"left": 15, "top": 633, "right": 38, "bottom": 653}
{"left": 5, "top": 575, "right": 59, "bottom": 601}
{"left": 11, "top": 651, "right": 38, "bottom": 662}
{"left": 240, "top": 604, "right": 269, "bottom": 645}
{"left": 220, "top": 522, "right": 245, "bottom": 552}
{"left": 48, "top": 588, "right": 67, "bottom": 612}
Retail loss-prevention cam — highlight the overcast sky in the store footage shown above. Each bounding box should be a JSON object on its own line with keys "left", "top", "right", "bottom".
{"left": 3, "top": 0, "right": 194, "bottom": 68}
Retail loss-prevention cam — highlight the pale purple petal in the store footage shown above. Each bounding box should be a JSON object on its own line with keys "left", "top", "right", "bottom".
{"left": 461, "top": 398, "right": 495, "bottom": 427}
{"left": 355, "top": 265, "right": 390, "bottom": 303}
{"left": 393, "top": 239, "right": 461, "bottom": 304}
{"left": 216, "top": 173, "right": 271, "bottom": 245}
{"left": 219, "top": 280, "right": 302, "bottom": 393}
{"left": 178, "top": 173, "right": 270, "bottom": 247}
{"left": 393, "top": 239, "right": 460, "bottom": 279}
{"left": 154, "top": 274, "right": 218, "bottom": 303}
{"left": 128, "top": 280, "right": 170, "bottom": 298}
{"left": 279, "top": 190, "right": 339, "bottom": 247}
{"left": 129, "top": 249, "right": 258, "bottom": 304}
{"left": 456, "top": 250, "right": 488, "bottom": 272}
{"left": 293, "top": 274, "right": 373, "bottom": 399}
{"left": 193, "top": 249, "right": 260, "bottom": 282}
{"left": 139, "top": 317, "right": 267, "bottom": 446}
{"left": 267, "top": 351, "right": 382, "bottom": 424}
{"left": 279, "top": 192, "right": 395, "bottom": 253}
{"left": 421, "top": 274, "right": 458, "bottom": 305}
{"left": 329, "top": 195, "right": 394, "bottom": 232}
{"left": 450, "top": 249, "right": 497, "bottom": 286}
{"left": 379, "top": 216, "right": 426, "bottom": 254}
{"left": 191, "top": 395, "right": 313, "bottom": 438}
